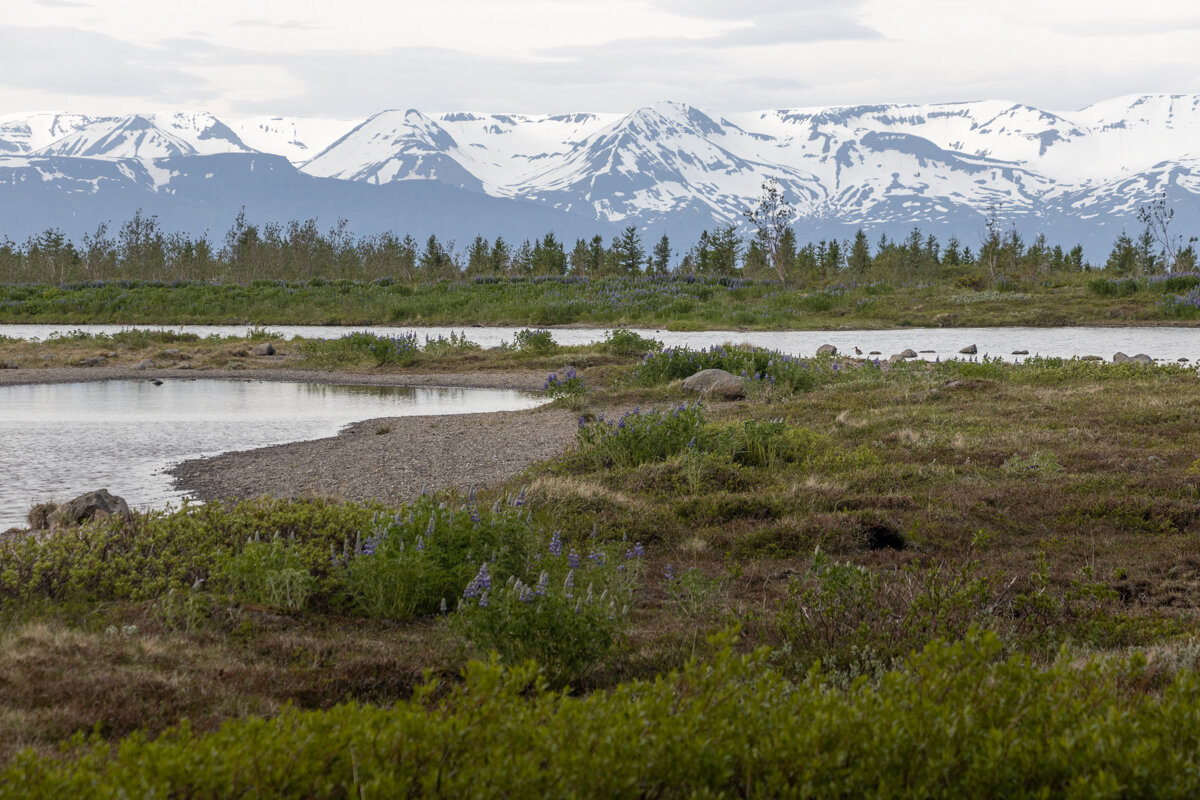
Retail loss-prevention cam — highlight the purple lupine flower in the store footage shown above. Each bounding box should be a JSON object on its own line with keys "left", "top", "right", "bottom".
{"left": 463, "top": 562, "right": 492, "bottom": 599}
{"left": 478, "top": 591, "right": 489, "bottom": 608}
{"left": 535, "top": 571, "right": 550, "bottom": 596}
{"left": 578, "top": 415, "right": 587, "bottom": 428}
{"left": 549, "top": 531, "right": 563, "bottom": 557}
{"left": 665, "top": 564, "right": 675, "bottom": 582}
{"left": 569, "top": 549, "right": 581, "bottom": 569}
{"left": 470, "top": 508, "right": 480, "bottom": 523}
{"left": 588, "top": 550, "right": 605, "bottom": 566}
{"left": 565, "top": 569, "right": 575, "bottom": 589}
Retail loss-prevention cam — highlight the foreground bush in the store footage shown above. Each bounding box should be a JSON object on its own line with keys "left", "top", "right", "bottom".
{"left": 636, "top": 344, "right": 828, "bottom": 392}
{"left": 9, "top": 629, "right": 1200, "bottom": 797}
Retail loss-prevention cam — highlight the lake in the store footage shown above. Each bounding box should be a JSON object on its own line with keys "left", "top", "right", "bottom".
{"left": 0, "top": 379, "right": 546, "bottom": 531}
{"left": 1, "top": 324, "right": 1198, "bottom": 362}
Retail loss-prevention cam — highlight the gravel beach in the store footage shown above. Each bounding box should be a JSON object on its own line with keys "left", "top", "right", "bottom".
{"left": 2, "top": 366, "right": 577, "bottom": 505}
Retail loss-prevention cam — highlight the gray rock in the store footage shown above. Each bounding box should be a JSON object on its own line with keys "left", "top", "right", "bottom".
{"left": 54, "top": 489, "right": 130, "bottom": 527}
{"left": 959, "top": 344, "right": 978, "bottom": 355}
{"left": 1012, "top": 350, "right": 1029, "bottom": 355}
{"left": 680, "top": 368, "right": 745, "bottom": 399}
{"left": 1178, "top": 358, "right": 1190, "bottom": 363}
{"left": 132, "top": 358, "right": 155, "bottom": 370}
{"left": 252, "top": 342, "right": 276, "bottom": 356}
{"left": 0, "top": 360, "right": 17, "bottom": 369}
{"left": 899, "top": 349, "right": 918, "bottom": 359}
{"left": 888, "top": 354, "right": 908, "bottom": 364}
{"left": 79, "top": 357, "right": 106, "bottom": 367}
{"left": 816, "top": 344, "right": 837, "bottom": 356}
{"left": 160, "top": 349, "right": 181, "bottom": 358}
{"left": 868, "top": 351, "right": 881, "bottom": 355}
{"left": 1131, "top": 353, "right": 1153, "bottom": 364}
{"left": 1113, "top": 352, "right": 1129, "bottom": 363}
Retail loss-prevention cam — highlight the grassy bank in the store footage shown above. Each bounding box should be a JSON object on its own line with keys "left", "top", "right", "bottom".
{"left": 3, "top": 272, "right": 1200, "bottom": 328}
{"left": 4, "top": 336, "right": 1200, "bottom": 793}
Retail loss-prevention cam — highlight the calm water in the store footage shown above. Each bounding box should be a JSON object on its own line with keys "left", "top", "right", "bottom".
{"left": 0, "top": 379, "right": 545, "bottom": 530}
{"left": 2, "top": 324, "right": 1199, "bottom": 362}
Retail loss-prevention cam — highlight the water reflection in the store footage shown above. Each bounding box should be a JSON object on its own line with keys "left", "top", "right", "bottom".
{"left": 0, "top": 379, "right": 545, "bottom": 530}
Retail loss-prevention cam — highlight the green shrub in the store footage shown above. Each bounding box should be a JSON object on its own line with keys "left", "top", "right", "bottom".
{"left": 299, "top": 331, "right": 420, "bottom": 366}
{"left": 421, "top": 330, "right": 481, "bottom": 355}
{"left": 452, "top": 532, "right": 643, "bottom": 686}
{"left": 16, "top": 630, "right": 1200, "bottom": 797}
{"left": 603, "top": 328, "right": 661, "bottom": 357}
{"left": 216, "top": 534, "right": 316, "bottom": 612}
{"left": 1087, "top": 277, "right": 1139, "bottom": 297}
{"left": 509, "top": 328, "right": 559, "bottom": 355}
{"left": 636, "top": 344, "right": 825, "bottom": 393}
{"left": 543, "top": 367, "right": 586, "bottom": 399}
{"left": 333, "top": 496, "right": 541, "bottom": 621}
{"left": 574, "top": 404, "right": 704, "bottom": 469}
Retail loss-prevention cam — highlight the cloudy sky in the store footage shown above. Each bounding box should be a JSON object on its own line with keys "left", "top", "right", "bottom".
{"left": 6, "top": 0, "right": 1200, "bottom": 117}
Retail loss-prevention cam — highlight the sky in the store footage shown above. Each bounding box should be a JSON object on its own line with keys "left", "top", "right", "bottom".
{"left": 5, "top": 0, "right": 1200, "bottom": 118}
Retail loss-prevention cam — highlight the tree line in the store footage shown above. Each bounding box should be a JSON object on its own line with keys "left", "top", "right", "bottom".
{"left": 0, "top": 194, "right": 1193, "bottom": 286}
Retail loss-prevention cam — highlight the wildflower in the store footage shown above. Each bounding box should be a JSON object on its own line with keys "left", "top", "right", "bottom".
{"left": 479, "top": 591, "right": 489, "bottom": 608}
{"left": 565, "top": 569, "right": 575, "bottom": 589}
{"left": 665, "top": 564, "right": 675, "bottom": 582}
{"left": 549, "top": 530, "right": 563, "bottom": 556}
{"left": 463, "top": 562, "right": 492, "bottom": 599}
{"left": 569, "top": 549, "right": 581, "bottom": 569}
{"left": 535, "top": 571, "right": 550, "bottom": 596}
{"left": 588, "top": 550, "right": 605, "bottom": 566}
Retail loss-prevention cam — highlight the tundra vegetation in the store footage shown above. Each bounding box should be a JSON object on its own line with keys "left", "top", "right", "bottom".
{"left": 4, "top": 325, "right": 1200, "bottom": 795}
{"left": 4, "top": 210, "right": 1200, "bottom": 327}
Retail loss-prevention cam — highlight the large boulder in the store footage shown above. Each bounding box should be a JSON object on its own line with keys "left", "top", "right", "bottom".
{"left": 959, "top": 344, "right": 978, "bottom": 355}
{"left": 899, "top": 349, "right": 918, "bottom": 359}
{"left": 252, "top": 342, "right": 276, "bottom": 356}
{"left": 681, "top": 368, "right": 745, "bottom": 399}
{"left": 55, "top": 489, "right": 130, "bottom": 527}
{"left": 816, "top": 344, "right": 838, "bottom": 356}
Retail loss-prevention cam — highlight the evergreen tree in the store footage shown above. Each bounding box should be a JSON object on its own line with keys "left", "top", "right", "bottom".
{"left": 609, "top": 225, "right": 646, "bottom": 275}
{"left": 1105, "top": 232, "right": 1137, "bottom": 274}
{"left": 846, "top": 229, "right": 872, "bottom": 278}
{"left": 489, "top": 236, "right": 511, "bottom": 277}
{"left": 466, "top": 235, "right": 491, "bottom": 277}
{"left": 651, "top": 234, "right": 672, "bottom": 274}
{"left": 531, "top": 233, "right": 566, "bottom": 276}
{"left": 568, "top": 238, "right": 591, "bottom": 276}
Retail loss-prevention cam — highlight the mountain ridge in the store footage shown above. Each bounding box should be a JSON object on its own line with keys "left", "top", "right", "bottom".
{"left": 3, "top": 95, "right": 1200, "bottom": 259}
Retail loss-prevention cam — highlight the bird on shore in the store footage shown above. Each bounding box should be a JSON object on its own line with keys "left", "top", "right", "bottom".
{"left": 854, "top": 347, "right": 863, "bottom": 355}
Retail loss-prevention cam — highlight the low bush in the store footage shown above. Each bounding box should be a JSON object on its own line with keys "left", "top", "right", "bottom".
{"left": 602, "top": 328, "right": 661, "bottom": 357}
{"left": 543, "top": 367, "right": 586, "bottom": 399}
{"left": 636, "top": 344, "right": 826, "bottom": 393}
{"left": 509, "top": 328, "right": 559, "bottom": 355}
{"left": 217, "top": 534, "right": 316, "bottom": 612}
{"left": 574, "top": 404, "right": 704, "bottom": 469}
{"left": 452, "top": 532, "right": 644, "bottom": 686}
{"left": 299, "top": 331, "right": 420, "bottom": 366}
{"left": 14, "top": 630, "right": 1200, "bottom": 797}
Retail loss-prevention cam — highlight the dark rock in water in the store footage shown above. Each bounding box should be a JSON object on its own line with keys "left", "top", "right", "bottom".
{"left": 1131, "top": 354, "right": 1153, "bottom": 364}
{"left": 1178, "top": 358, "right": 1190, "bottom": 363}
{"left": 868, "top": 351, "right": 881, "bottom": 355}
{"left": 899, "top": 349, "right": 918, "bottom": 359}
{"left": 919, "top": 349, "right": 936, "bottom": 353}
{"left": 152, "top": 379, "right": 163, "bottom": 386}
{"left": 252, "top": 342, "right": 276, "bottom": 356}
{"left": 959, "top": 344, "right": 978, "bottom": 355}
{"left": 1081, "top": 355, "right": 1102, "bottom": 361}
{"left": 681, "top": 368, "right": 745, "bottom": 399}
{"left": 1012, "top": 350, "right": 1029, "bottom": 355}
{"left": 816, "top": 344, "right": 837, "bottom": 356}
{"left": 55, "top": 489, "right": 130, "bottom": 527}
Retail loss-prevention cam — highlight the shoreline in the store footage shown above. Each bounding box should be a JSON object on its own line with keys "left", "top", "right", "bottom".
{"left": 3, "top": 367, "right": 571, "bottom": 509}
{"left": 0, "top": 366, "right": 550, "bottom": 391}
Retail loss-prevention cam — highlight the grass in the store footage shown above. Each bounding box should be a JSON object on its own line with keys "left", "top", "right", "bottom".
{"left": 1, "top": 271, "right": 1200, "bottom": 328}
{"left": 5, "top": 339, "right": 1200, "bottom": 790}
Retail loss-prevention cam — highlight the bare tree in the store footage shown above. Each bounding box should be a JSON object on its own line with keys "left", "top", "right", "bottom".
{"left": 1137, "top": 190, "right": 1195, "bottom": 273}
{"left": 744, "top": 177, "right": 795, "bottom": 282}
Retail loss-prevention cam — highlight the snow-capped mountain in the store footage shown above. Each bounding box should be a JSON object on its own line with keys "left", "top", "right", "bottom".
{"left": 3, "top": 94, "right": 1200, "bottom": 258}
